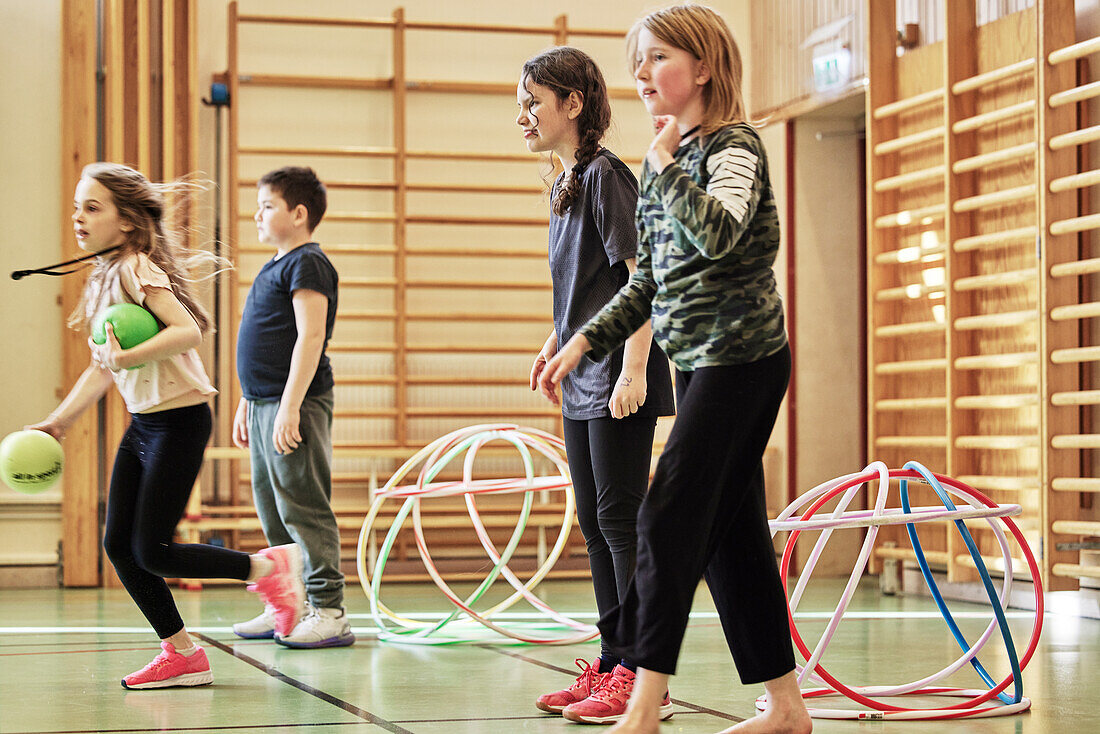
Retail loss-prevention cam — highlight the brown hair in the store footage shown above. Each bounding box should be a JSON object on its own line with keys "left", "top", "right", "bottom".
{"left": 626, "top": 3, "right": 745, "bottom": 134}
{"left": 521, "top": 47, "right": 611, "bottom": 216}
{"left": 258, "top": 166, "right": 328, "bottom": 232}
{"left": 71, "top": 162, "right": 226, "bottom": 334}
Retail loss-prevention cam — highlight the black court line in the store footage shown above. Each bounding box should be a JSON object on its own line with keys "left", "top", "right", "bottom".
{"left": 478, "top": 644, "right": 746, "bottom": 723}
{"left": 194, "top": 632, "right": 413, "bottom": 734}
{"left": 0, "top": 724, "right": 372, "bottom": 734}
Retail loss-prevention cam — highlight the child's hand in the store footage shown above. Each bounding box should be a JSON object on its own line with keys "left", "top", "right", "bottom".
{"left": 232, "top": 398, "right": 250, "bottom": 449}
{"left": 88, "top": 322, "right": 128, "bottom": 371}
{"left": 609, "top": 371, "right": 647, "bottom": 419}
{"left": 272, "top": 403, "right": 302, "bottom": 454}
{"left": 538, "top": 334, "right": 590, "bottom": 406}
{"left": 25, "top": 416, "right": 68, "bottom": 442}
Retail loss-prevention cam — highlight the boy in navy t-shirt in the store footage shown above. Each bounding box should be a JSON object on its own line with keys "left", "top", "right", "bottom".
{"left": 232, "top": 167, "right": 352, "bottom": 648}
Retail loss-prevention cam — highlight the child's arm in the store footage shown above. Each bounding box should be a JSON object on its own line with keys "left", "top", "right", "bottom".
{"left": 26, "top": 361, "right": 114, "bottom": 440}
{"left": 89, "top": 286, "right": 202, "bottom": 371}
{"left": 530, "top": 329, "right": 558, "bottom": 404}
{"left": 608, "top": 258, "right": 652, "bottom": 419}
{"left": 647, "top": 116, "right": 763, "bottom": 260}
{"left": 272, "top": 288, "right": 328, "bottom": 454}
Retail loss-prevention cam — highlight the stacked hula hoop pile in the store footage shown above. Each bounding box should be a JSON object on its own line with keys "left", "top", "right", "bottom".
{"left": 355, "top": 424, "right": 598, "bottom": 645}
{"left": 769, "top": 461, "right": 1043, "bottom": 721}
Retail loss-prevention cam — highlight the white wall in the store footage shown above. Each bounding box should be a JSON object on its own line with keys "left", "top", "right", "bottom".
{"left": 0, "top": 1, "right": 64, "bottom": 572}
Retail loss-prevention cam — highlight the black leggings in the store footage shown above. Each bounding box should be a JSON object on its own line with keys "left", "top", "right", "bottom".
{"left": 563, "top": 415, "right": 656, "bottom": 660}
{"left": 599, "top": 345, "right": 795, "bottom": 682}
{"left": 103, "top": 403, "right": 251, "bottom": 639}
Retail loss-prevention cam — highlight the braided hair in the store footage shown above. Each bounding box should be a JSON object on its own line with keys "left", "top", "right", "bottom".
{"left": 521, "top": 47, "right": 611, "bottom": 216}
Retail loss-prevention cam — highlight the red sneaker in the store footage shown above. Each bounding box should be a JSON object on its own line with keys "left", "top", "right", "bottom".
{"left": 121, "top": 642, "right": 213, "bottom": 690}
{"left": 536, "top": 658, "right": 612, "bottom": 714}
{"left": 247, "top": 544, "right": 305, "bottom": 637}
{"left": 562, "top": 664, "right": 674, "bottom": 724}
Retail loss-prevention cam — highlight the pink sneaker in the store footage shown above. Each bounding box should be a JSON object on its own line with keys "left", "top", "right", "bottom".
{"left": 536, "top": 658, "right": 612, "bottom": 714}
{"left": 562, "top": 664, "right": 674, "bottom": 724}
{"left": 247, "top": 544, "right": 305, "bottom": 637}
{"left": 121, "top": 642, "right": 213, "bottom": 689}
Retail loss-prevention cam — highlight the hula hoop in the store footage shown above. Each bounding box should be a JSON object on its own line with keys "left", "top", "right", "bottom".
{"left": 763, "top": 464, "right": 1043, "bottom": 721}
{"left": 355, "top": 424, "right": 599, "bottom": 645}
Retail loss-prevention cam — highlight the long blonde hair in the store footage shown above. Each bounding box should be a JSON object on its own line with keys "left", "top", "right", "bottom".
{"left": 71, "top": 163, "right": 226, "bottom": 334}
{"left": 626, "top": 3, "right": 745, "bottom": 134}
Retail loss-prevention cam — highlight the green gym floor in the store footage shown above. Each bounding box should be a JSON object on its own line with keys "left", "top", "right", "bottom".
{"left": 0, "top": 578, "right": 1096, "bottom": 733}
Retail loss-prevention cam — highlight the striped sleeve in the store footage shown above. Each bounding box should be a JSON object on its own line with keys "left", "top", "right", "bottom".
{"left": 705, "top": 146, "right": 759, "bottom": 223}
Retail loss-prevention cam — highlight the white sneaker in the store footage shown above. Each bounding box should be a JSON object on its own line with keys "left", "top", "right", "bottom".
{"left": 233, "top": 602, "right": 307, "bottom": 639}
{"left": 275, "top": 606, "right": 356, "bottom": 649}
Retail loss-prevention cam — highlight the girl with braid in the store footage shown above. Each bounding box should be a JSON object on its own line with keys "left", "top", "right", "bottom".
{"left": 517, "top": 46, "right": 674, "bottom": 724}
{"left": 541, "top": 6, "right": 812, "bottom": 734}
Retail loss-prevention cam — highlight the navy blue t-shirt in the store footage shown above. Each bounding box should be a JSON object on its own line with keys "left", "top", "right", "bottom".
{"left": 237, "top": 243, "right": 338, "bottom": 400}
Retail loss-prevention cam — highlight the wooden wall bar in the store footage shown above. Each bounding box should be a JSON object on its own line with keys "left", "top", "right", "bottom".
{"left": 867, "top": 0, "right": 1100, "bottom": 592}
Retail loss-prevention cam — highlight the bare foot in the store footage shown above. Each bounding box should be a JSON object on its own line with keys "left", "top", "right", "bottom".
{"left": 716, "top": 706, "right": 812, "bottom": 734}
{"left": 607, "top": 712, "right": 661, "bottom": 734}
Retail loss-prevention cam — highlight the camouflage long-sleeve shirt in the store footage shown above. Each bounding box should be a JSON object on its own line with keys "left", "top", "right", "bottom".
{"left": 579, "top": 122, "right": 787, "bottom": 371}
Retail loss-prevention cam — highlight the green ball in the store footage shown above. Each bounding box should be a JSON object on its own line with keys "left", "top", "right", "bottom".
{"left": 0, "top": 430, "right": 64, "bottom": 494}
{"left": 92, "top": 303, "right": 160, "bottom": 350}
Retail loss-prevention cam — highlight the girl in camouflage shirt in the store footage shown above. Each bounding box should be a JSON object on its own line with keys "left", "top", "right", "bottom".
{"left": 541, "top": 5, "right": 811, "bottom": 734}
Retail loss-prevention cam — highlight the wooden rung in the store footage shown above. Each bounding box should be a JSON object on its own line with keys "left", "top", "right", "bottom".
{"left": 1052, "top": 478, "right": 1100, "bottom": 492}
{"left": 236, "top": 211, "right": 397, "bottom": 223}
{"left": 1051, "top": 389, "right": 1100, "bottom": 406}
{"left": 951, "top": 58, "right": 1035, "bottom": 94}
{"left": 240, "top": 73, "right": 392, "bottom": 90}
{"left": 954, "top": 351, "right": 1037, "bottom": 369}
{"left": 407, "top": 344, "right": 542, "bottom": 354}
{"left": 337, "top": 375, "right": 398, "bottom": 386}
{"left": 873, "top": 435, "right": 949, "bottom": 448}
{"left": 872, "top": 88, "right": 944, "bottom": 119}
{"left": 409, "top": 214, "right": 547, "bottom": 226}
{"left": 238, "top": 13, "right": 393, "bottom": 29}
{"left": 875, "top": 397, "right": 947, "bottom": 410}
{"left": 1050, "top": 80, "right": 1100, "bottom": 108}
{"left": 1049, "top": 124, "right": 1100, "bottom": 151}
{"left": 239, "top": 144, "right": 397, "bottom": 158}
{"left": 406, "top": 376, "right": 529, "bottom": 386}
{"left": 872, "top": 165, "right": 945, "bottom": 192}
{"left": 953, "top": 267, "right": 1037, "bottom": 291}
{"left": 404, "top": 407, "right": 560, "bottom": 417}
{"left": 1051, "top": 302, "right": 1100, "bottom": 321}
{"left": 1048, "top": 35, "right": 1100, "bottom": 65}
{"left": 406, "top": 280, "right": 551, "bottom": 290}
{"left": 873, "top": 243, "right": 946, "bottom": 264}
{"left": 953, "top": 310, "right": 1036, "bottom": 330}
{"left": 1050, "top": 212, "right": 1100, "bottom": 236}
{"left": 951, "top": 100, "right": 1035, "bottom": 134}
{"left": 953, "top": 226, "right": 1036, "bottom": 252}
{"left": 335, "top": 408, "right": 401, "bottom": 418}
{"left": 875, "top": 546, "right": 950, "bottom": 565}
{"left": 1052, "top": 519, "right": 1100, "bottom": 535}
{"left": 239, "top": 243, "right": 398, "bottom": 255}
{"left": 873, "top": 358, "right": 947, "bottom": 374}
{"left": 1051, "top": 346, "right": 1100, "bottom": 364}
{"left": 955, "top": 475, "right": 1038, "bottom": 491}
{"left": 951, "top": 185, "right": 1035, "bottom": 213}
{"left": 1051, "top": 434, "right": 1100, "bottom": 449}
{"left": 955, "top": 435, "right": 1039, "bottom": 450}
{"left": 407, "top": 312, "right": 550, "bottom": 322}
{"left": 328, "top": 342, "right": 397, "bottom": 353}
{"left": 873, "top": 126, "right": 945, "bottom": 155}
{"left": 952, "top": 143, "right": 1035, "bottom": 174}
{"left": 1050, "top": 257, "right": 1100, "bottom": 277}
{"left": 1052, "top": 563, "right": 1100, "bottom": 580}
{"left": 955, "top": 393, "right": 1038, "bottom": 409}
{"left": 406, "top": 247, "right": 547, "bottom": 258}
{"left": 873, "top": 203, "right": 946, "bottom": 229}
{"left": 1051, "top": 168, "right": 1100, "bottom": 193}
{"left": 874, "top": 321, "right": 945, "bottom": 337}
{"left": 239, "top": 276, "right": 397, "bottom": 287}
{"left": 339, "top": 310, "right": 397, "bottom": 320}
{"left": 874, "top": 283, "right": 944, "bottom": 301}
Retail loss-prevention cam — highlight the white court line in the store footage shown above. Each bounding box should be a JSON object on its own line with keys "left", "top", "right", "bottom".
{"left": 0, "top": 610, "right": 1040, "bottom": 635}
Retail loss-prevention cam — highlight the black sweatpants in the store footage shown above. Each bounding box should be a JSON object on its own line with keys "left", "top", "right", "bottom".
{"left": 103, "top": 403, "right": 251, "bottom": 639}
{"left": 598, "top": 345, "right": 795, "bottom": 682}
{"left": 563, "top": 415, "right": 657, "bottom": 660}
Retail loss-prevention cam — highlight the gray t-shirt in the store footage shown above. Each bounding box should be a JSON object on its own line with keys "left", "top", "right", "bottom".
{"left": 549, "top": 150, "right": 675, "bottom": 420}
